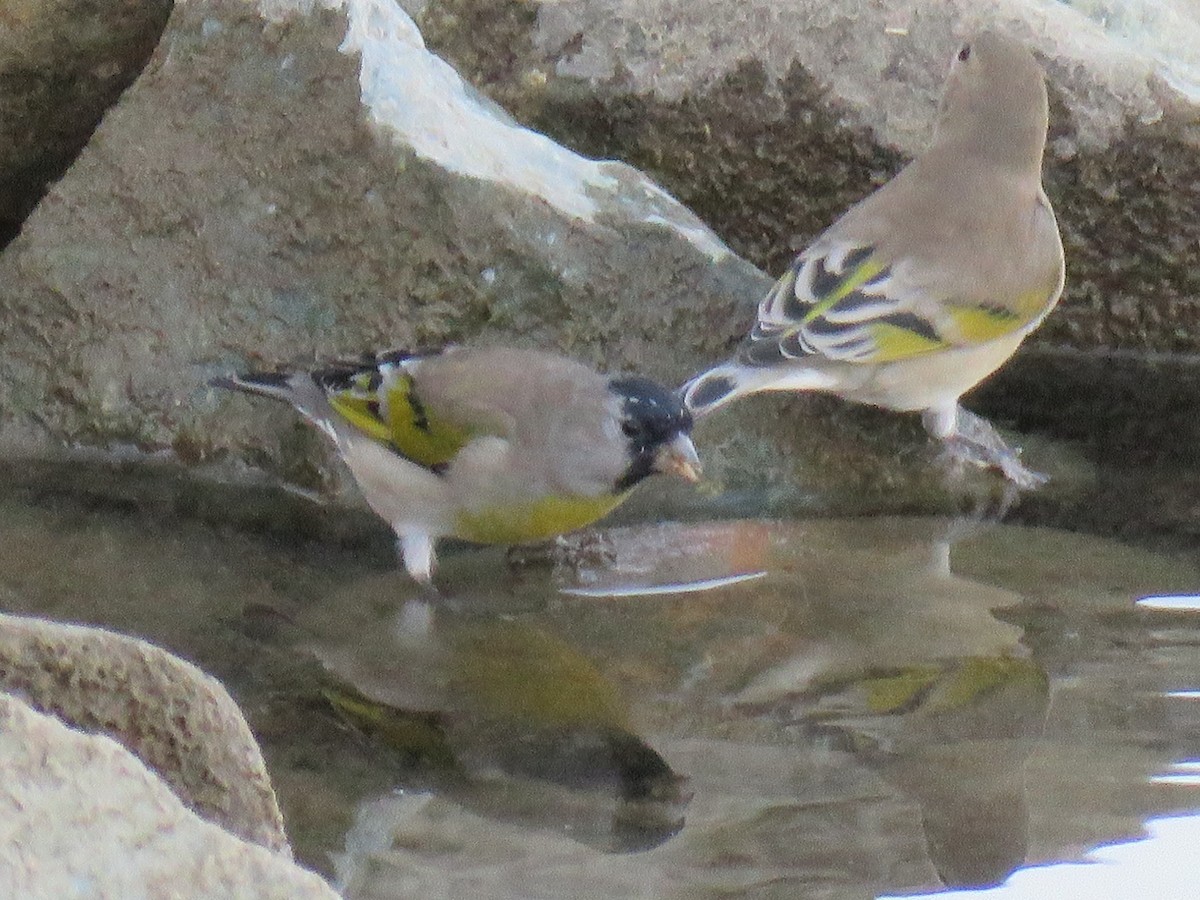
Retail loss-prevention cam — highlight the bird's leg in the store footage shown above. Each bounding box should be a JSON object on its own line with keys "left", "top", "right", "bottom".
{"left": 924, "top": 404, "right": 1048, "bottom": 489}
{"left": 396, "top": 531, "right": 438, "bottom": 589}
{"left": 952, "top": 406, "right": 1048, "bottom": 489}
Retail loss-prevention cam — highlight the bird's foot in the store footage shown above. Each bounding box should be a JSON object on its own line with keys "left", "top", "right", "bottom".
{"left": 938, "top": 407, "right": 1048, "bottom": 491}
{"left": 506, "top": 530, "right": 617, "bottom": 573}
{"left": 941, "top": 478, "right": 1022, "bottom": 532}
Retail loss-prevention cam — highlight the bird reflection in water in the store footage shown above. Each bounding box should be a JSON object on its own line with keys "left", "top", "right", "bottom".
{"left": 315, "top": 612, "right": 690, "bottom": 855}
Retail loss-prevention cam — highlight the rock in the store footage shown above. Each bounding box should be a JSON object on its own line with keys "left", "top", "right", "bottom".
{"left": 414, "top": 0, "right": 1200, "bottom": 352}
{"left": 0, "top": 612, "right": 289, "bottom": 854}
{"left": 0, "top": 0, "right": 1189, "bottom": 518}
{"left": 0, "top": 0, "right": 998, "bottom": 518}
{"left": 411, "top": 0, "right": 1200, "bottom": 486}
{"left": 0, "top": 0, "right": 763, "bottom": 473}
{"left": 0, "top": 0, "right": 172, "bottom": 247}
{"left": 0, "top": 693, "right": 340, "bottom": 899}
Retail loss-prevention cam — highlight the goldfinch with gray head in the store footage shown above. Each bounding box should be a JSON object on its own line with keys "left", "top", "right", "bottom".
{"left": 213, "top": 346, "right": 701, "bottom": 584}
{"left": 682, "top": 32, "right": 1064, "bottom": 487}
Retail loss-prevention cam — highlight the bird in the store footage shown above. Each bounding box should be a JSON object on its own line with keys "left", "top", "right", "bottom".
{"left": 681, "top": 32, "right": 1064, "bottom": 487}
{"left": 212, "top": 346, "right": 702, "bottom": 584}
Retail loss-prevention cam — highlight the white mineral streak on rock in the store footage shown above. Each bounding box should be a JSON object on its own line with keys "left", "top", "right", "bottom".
{"left": 257, "top": 0, "right": 732, "bottom": 259}
{"left": 627, "top": 177, "right": 733, "bottom": 262}
{"left": 341, "top": 0, "right": 615, "bottom": 221}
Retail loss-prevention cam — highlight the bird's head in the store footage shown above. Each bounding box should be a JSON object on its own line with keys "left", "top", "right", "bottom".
{"left": 608, "top": 376, "right": 702, "bottom": 491}
{"left": 936, "top": 31, "right": 1049, "bottom": 172}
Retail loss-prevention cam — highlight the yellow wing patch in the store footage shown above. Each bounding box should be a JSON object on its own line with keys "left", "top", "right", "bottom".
{"left": 328, "top": 392, "right": 391, "bottom": 443}
{"left": 326, "top": 370, "right": 472, "bottom": 468}
{"left": 862, "top": 666, "right": 941, "bottom": 714}
{"left": 382, "top": 375, "right": 471, "bottom": 468}
{"left": 946, "top": 304, "right": 1025, "bottom": 343}
{"left": 801, "top": 258, "right": 889, "bottom": 323}
{"left": 864, "top": 286, "right": 1055, "bottom": 364}
{"left": 322, "top": 687, "right": 456, "bottom": 768}
{"left": 867, "top": 319, "right": 946, "bottom": 362}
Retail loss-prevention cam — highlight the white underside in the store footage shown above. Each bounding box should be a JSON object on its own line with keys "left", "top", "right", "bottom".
{"left": 833, "top": 331, "right": 1029, "bottom": 414}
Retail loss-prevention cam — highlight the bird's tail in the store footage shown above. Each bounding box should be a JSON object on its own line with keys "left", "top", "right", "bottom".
{"left": 209, "top": 371, "right": 298, "bottom": 402}
{"left": 681, "top": 361, "right": 839, "bottom": 417}
{"left": 210, "top": 370, "right": 337, "bottom": 437}
{"left": 679, "top": 363, "right": 778, "bottom": 417}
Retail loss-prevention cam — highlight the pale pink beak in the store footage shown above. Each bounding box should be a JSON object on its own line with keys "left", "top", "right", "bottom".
{"left": 654, "top": 434, "right": 703, "bottom": 483}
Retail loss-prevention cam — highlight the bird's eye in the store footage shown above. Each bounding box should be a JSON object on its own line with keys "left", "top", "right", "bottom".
{"left": 957, "top": 44, "right": 971, "bottom": 62}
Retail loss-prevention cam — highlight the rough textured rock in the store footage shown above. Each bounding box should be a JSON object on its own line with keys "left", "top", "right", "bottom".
{"left": 0, "top": 0, "right": 763, "bottom": 476}
{"left": 0, "top": 0, "right": 1014, "bottom": 518}
{"left": 413, "top": 0, "right": 1200, "bottom": 353}
{"left": 0, "top": 0, "right": 172, "bottom": 247}
{"left": 0, "top": 0, "right": 1192, "bottom": 518}
{"left": 0, "top": 693, "right": 340, "bottom": 900}
{"left": 0, "top": 613, "right": 289, "bottom": 854}
{"left": 408, "top": 0, "right": 1200, "bottom": 498}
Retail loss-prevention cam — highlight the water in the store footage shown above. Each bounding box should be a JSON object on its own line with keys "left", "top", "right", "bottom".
{"left": 2, "top": 475, "right": 1199, "bottom": 899}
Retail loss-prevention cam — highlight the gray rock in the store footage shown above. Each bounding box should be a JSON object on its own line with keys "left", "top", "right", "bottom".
{"left": 411, "top": 0, "right": 1200, "bottom": 498}
{"left": 0, "top": 612, "right": 289, "bottom": 854}
{"left": 0, "top": 0, "right": 172, "bottom": 245}
{"left": 0, "top": 693, "right": 340, "bottom": 899}
{"left": 0, "top": 0, "right": 1009, "bottom": 518}
{"left": 0, "top": 0, "right": 762, "bottom": 467}
{"left": 3, "top": 0, "right": 1188, "bottom": 518}
{"left": 414, "top": 0, "right": 1200, "bottom": 353}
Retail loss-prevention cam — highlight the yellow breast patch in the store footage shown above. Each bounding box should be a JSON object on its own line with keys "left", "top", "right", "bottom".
{"left": 454, "top": 491, "right": 630, "bottom": 545}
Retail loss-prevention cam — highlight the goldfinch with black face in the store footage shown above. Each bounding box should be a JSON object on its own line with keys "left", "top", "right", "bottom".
{"left": 213, "top": 346, "right": 701, "bottom": 584}
{"left": 681, "top": 32, "right": 1064, "bottom": 487}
